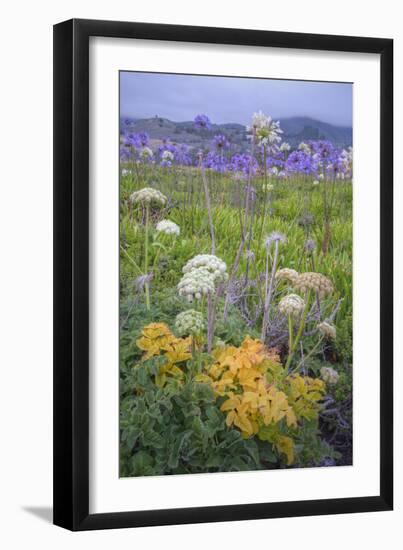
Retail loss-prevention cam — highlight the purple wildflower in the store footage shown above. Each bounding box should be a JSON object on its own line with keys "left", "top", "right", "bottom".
{"left": 137, "top": 132, "right": 150, "bottom": 147}
{"left": 212, "top": 134, "right": 230, "bottom": 150}
{"left": 227, "top": 153, "right": 258, "bottom": 176}
{"left": 194, "top": 114, "right": 212, "bottom": 130}
{"left": 203, "top": 152, "right": 227, "bottom": 173}
{"left": 286, "top": 150, "right": 318, "bottom": 175}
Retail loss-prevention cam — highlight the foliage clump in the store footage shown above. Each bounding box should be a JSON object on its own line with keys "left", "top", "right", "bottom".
{"left": 120, "top": 325, "right": 331, "bottom": 472}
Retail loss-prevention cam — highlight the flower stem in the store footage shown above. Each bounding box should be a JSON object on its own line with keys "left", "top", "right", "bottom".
{"left": 292, "top": 335, "right": 324, "bottom": 374}
{"left": 120, "top": 245, "right": 142, "bottom": 275}
{"left": 200, "top": 162, "right": 216, "bottom": 255}
{"left": 259, "top": 145, "right": 268, "bottom": 241}
{"left": 261, "top": 240, "right": 279, "bottom": 342}
{"left": 144, "top": 204, "right": 150, "bottom": 310}
{"left": 288, "top": 314, "right": 294, "bottom": 352}
{"left": 207, "top": 292, "right": 214, "bottom": 353}
{"left": 285, "top": 289, "right": 312, "bottom": 370}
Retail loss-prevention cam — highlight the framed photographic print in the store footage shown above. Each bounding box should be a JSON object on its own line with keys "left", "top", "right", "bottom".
{"left": 53, "top": 19, "right": 393, "bottom": 530}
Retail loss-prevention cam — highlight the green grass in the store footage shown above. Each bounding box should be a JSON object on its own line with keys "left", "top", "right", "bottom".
{"left": 120, "top": 166, "right": 352, "bottom": 327}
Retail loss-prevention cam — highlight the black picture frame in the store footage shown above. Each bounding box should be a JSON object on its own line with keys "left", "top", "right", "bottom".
{"left": 53, "top": 18, "right": 393, "bottom": 531}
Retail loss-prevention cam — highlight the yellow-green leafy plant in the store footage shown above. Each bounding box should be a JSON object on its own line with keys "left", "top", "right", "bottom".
{"left": 136, "top": 322, "right": 192, "bottom": 387}
{"left": 195, "top": 336, "right": 326, "bottom": 465}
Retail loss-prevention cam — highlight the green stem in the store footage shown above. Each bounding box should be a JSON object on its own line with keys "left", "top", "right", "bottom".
{"left": 259, "top": 146, "right": 268, "bottom": 241}
{"left": 288, "top": 314, "right": 294, "bottom": 352}
{"left": 144, "top": 205, "right": 150, "bottom": 310}
{"left": 285, "top": 289, "right": 312, "bottom": 370}
{"left": 292, "top": 335, "right": 324, "bottom": 374}
{"left": 120, "top": 245, "right": 142, "bottom": 275}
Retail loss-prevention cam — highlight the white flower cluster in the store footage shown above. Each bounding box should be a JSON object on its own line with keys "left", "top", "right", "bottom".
{"left": 178, "top": 254, "right": 228, "bottom": 302}
{"left": 140, "top": 147, "right": 153, "bottom": 159}
{"left": 130, "top": 187, "right": 167, "bottom": 208}
{"left": 275, "top": 268, "right": 299, "bottom": 285}
{"left": 247, "top": 111, "right": 283, "bottom": 147}
{"left": 161, "top": 150, "right": 174, "bottom": 162}
{"left": 340, "top": 146, "right": 353, "bottom": 176}
{"left": 156, "top": 219, "right": 180, "bottom": 236}
{"left": 263, "top": 183, "right": 274, "bottom": 192}
{"left": 278, "top": 294, "right": 305, "bottom": 317}
{"left": 280, "top": 142, "right": 291, "bottom": 152}
{"left": 294, "top": 272, "right": 334, "bottom": 298}
{"left": 317, "top": 321, "right": 337, "bottom": 340}
{"left": 175, "top": 309, "right": 205, "bottom": 336}
{"left": 177, "top": 268, "right": 215, "bottom": 302}
{"left": 298, "top": 142, "right": 312, "bottom": 154}
{"left": 313, "top": 180, "right": 319, "bottom": 186}
{"left": 320, "top": 366, "right": 339, "bottom": 385}
{"left": 182, "top": 254, "right": 228, "bottom": 285}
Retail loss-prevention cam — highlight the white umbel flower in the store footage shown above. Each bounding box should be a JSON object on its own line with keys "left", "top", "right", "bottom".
{"left": 175, "top": 310, "right": 204, "bottom": 336}
{"left": 275, "top": 268, "right": 299, "bottom": 285}
{"left": 140, "top": 147, "right": 153, "bottom": 159}
{"left": 280, "top": 142, "right": 291, "bottom": 152}
{"left": 156, "top": 219, "right": 180, "bottom": 236}
{"left": 182, "top": 254, "right": 228, "bottom": 284}
{"left": 278, "top": 294, "right": 305, "bottom": 317}
{"left": 130, "top": 187, "right": 167, "bottom": 208}
{"left": 320, "top": 366, "right": 339, "bottom": 385}
{"left": 177, "top": 268, "right": 215, "bottom": 302}
{"left": 161, "top": 150, "right": 174, "bottom": 162}
{"left": 340, "top": 146, "right": 353, "bottom": 176}
{"left": 294, "top": 272, "right": 334, "bottom": 298}
{"left": 298, "top": 142, "right": 311, "bottom": 154}
{"left": 247, "top": 111, "right": 283, "bottom": 147}
{"left": 317, "top": 321, "right": 337, "bottom": 340}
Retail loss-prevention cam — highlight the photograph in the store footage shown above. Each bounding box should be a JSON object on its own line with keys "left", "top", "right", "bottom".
{"left": 119, "top": 71, "right": 353, "bottom": 477}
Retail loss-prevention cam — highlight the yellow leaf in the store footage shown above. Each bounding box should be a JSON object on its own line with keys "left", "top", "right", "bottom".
{"left": 233, "top": 412, "right": 254, "bottom": 436}
{"left": 155, "top": 373, "right": 167, "bottom": 387}
{"left": 237, "top": 367, "right": 261, "bottom": 390}
{"left": 226, "top": 410, "right": 236, "bottom": 427}
{"left": 166, "top": 364, "right": 185, "bottom": 378}
{"left": 275, "top": 435, "right": 295, "bottom": 465}
{"left": 286, "top": 408, "right": 297, "bottom": 427}
{"left": 220, "top": 397, "right": 240, "bottom": 412}
{"left": 194, "top": 373, "right": 212, "bottom": 384}
{"left": 164, "top": 339, "right": 191, "bottom": 364}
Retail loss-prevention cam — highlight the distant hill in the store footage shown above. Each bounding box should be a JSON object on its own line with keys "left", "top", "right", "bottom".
{"left": 279, "top": 117, "right": 352, "bottom": 148}
{"left": 120, "top": 116, "right": 352, "bottom": 151}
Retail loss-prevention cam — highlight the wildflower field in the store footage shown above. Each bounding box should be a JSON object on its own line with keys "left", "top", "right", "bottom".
{"left": 119, "top": 110, "right": 353, "bottom": 477}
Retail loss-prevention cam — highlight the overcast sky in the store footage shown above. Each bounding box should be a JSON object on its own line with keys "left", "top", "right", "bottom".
{"left": 120, "top": 71, "right": 352, "bottom": 127}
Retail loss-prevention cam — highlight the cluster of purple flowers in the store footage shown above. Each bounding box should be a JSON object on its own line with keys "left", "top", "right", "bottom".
{"left": 121, "top": 118, "right": 352, "bottom": 179}
{"left": 158, "top": 140, "right": 192, "bottom": 167}
{"left": 123, "top": 132, "right": 150, "bottom": 148}
{"left": 285, "top": 150, "right": 318, "bottom": 175}
{"left": 202, "top": 151, "right": 228, "bottom": 173}
{"left": 227, "top": 153, "right": 258, "bottom": 176}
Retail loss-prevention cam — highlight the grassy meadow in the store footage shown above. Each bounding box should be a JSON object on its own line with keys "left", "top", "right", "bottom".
{"left": 119, "top": 161, "right": 353, "bottom": 477}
